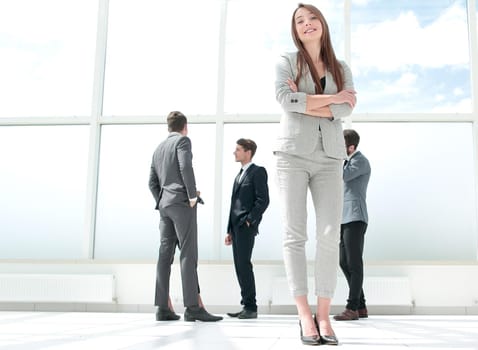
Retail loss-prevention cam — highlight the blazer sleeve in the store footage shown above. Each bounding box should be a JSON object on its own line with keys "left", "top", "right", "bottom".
{"left": 176, "top": 136, "right": 197, "bottom": 200}
{"left": 329, "top": 60, "right": 355, "bottom": 120}
{"left": 148, "top": 159, "right": 161, "bottom": 208}
{"left": 246, "top": 167, "right": 270, "bottom": 226}
{"left": 343, "top": 154, "right": 371, "bottom": 182}
{"left": 275, "top": 54, "right": 307, "bottom": 113}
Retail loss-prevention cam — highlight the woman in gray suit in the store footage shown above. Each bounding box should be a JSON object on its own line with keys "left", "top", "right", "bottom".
{"left": 274, "top": 3, "right": 356, "bottom": 346}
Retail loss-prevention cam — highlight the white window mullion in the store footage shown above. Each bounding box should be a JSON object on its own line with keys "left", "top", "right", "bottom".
{"left": 344, "top": 0, "right": 352, "bottom": 129}
{"left": 468, "top": 0, "right": 478, "bottom": 260}
{"left": 468, "top": 0, "right": 478, "bottom": 115}
{"left": 84, "top": 0, "right": 109, "bottom": 259}
{"left": 212, "top": 0, "right": 228, "bottom": 260}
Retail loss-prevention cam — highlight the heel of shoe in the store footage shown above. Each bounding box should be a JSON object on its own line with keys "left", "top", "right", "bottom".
{"left": 156, "top": 308, "right": 180, "bottom": 321}
{"left": 314, "top": 314, "right": 339, "bottom": 345}
{"left": 184, "top": 314, "right": 196, "bottom": 322}
{"left": 299, "top": 320, "right": 320, "bottom": 346}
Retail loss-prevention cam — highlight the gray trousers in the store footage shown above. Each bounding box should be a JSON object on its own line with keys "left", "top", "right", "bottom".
{"left": 155, "top": 203, "right": 199, "bottom": 308}
{"left": 275, "top": 140, "right": 343, "bottom": 298}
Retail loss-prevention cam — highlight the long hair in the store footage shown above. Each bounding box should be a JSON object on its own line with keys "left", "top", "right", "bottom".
{"left": 291, "top": 3, "right": 344, "bottom": 94}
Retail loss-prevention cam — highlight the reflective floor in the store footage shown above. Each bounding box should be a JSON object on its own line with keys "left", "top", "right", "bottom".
{"left": 1, "top": 312, "right": 478, "bottom": 349}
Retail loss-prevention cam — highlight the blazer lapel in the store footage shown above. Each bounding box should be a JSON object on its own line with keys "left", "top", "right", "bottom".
{"left": 233, "top": 164, "right": 255, "bottom": 195}
{"left": 232, "top": 170, "right": 241, "bottom": 194}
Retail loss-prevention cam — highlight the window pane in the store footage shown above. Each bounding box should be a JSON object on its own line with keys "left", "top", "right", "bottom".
{"left": 103, "top": 0, "right": 221, "bottom": 116}
{"left": 0, "top": 0, "right": 98, "bottom": 117}
{"left": 224, "top": 0, "right": 344, "bottom": 114}
{"left": 95, "top": 124, "right": 217, "bottom": 259}
{"left": 223, "top": 122, "right": 476, "bottom": 261}
{"left": 351, "top": 0, "right": 471, "bottom": 113}
{"left": 0, "top": 126, "right": 89, "bottom": 259}
{"left": 354, "top": 122, "right": 476, "bottom": 260}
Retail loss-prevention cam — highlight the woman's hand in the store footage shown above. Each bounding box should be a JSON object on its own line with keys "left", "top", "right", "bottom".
{"left": 332, "top": 89, "right": 357, "bottom": 108}
{"left": 287, "top": 78, "right": 298, "bottom": 93}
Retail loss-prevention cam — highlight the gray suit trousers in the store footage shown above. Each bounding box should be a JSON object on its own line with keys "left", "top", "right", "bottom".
{"left": 276, "top": 137, "right": 343, "bottom": 298}
{"left": 155, "top": 203, "right": 199, "bottom": 308}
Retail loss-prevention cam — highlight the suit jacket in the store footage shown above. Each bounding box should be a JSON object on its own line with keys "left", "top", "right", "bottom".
{"left": 149, "top": 132, "right": 197, "bottom": 210}
{"left": 274, "top": 52, "right": 355, "bottom": 159}
{"left": 342, "top": 151, "right": 371, "bottom": 224}
{"left": 227, "top": 164, "right": 269, "bottom": 235}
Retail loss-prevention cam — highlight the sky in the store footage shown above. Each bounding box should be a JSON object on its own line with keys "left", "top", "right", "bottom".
{"left": 350, "top": 0, "right": 471, "bottom": 113}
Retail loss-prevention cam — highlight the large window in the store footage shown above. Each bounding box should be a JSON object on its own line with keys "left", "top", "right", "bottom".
{"left": 0, "top": 0, "right": 98, "bottom": 117}
{"left": 351, "top": 0, "right": 471, "bottom": 113}
{"left": 102, "top": 0, "right": 221, "bottom": 116}
{"left": 94, "top": 124, "right": 217, "bottom": 259}
{"left": 221, "top": 122, "right": 477, "bottom": 261}
{"left": 0, "top": 126, "right": 89, "bottom": 259}
{"left": 0, "top": 0, "right": 477, "bottom": 262}
{"left": 355, "top": 122, "right": 476, "bottom": 260}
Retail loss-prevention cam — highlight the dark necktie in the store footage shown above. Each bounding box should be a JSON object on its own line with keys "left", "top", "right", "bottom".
{"left": 235, "top": 168, "right": 243, "bottom": 185}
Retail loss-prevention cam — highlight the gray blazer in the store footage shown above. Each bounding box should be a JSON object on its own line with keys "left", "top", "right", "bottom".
{"left": 342, "top": 151, "right": 371, "bottom": 224}
{"left": 274, "top": 52, "right": 355, "bottom": 159}
{"left": 149, "top": 132, "right": 197, "bottom": 209}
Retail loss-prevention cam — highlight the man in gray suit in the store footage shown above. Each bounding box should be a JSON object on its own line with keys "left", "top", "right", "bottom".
{"left": 149, "top": 111, "right": 222, "bottom": 322}
{"left": 334, "top": 129, "right": 371, "bottom": 321}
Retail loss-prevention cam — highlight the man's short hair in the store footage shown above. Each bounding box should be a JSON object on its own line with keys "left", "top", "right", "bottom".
{"left": 167, "top": 111, "right": 187, "bottom": 132}
{"left": 236, "top": 138, "right": 257, "bottom": 158}
{"left": 343, "top": 129, "right": 360, "bottom": 148}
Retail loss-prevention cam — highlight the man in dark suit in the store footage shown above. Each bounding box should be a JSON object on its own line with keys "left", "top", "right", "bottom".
{"left": 149, "top": 111, "right": 222, "bottom": 322}
{"left": 225, "top": 138, "right": 269, "bottom": 319}
{"left": 334, "top": 129, "right": 371, "bottom": 321}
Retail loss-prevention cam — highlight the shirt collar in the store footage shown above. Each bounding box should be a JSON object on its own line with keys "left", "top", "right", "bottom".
{"left": 241, "top": 162, "right": 253, "bottom": 173}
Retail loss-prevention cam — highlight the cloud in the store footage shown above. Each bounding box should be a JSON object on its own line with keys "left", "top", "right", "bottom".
{"left": 453, "top": 87, "right": 464, "bottom": 96}
{"left": 367, "top": 72, "right": 419, "bottom": 98}
{"left": 352, "top": 3, "right": 468, "bottom": 73}
{"left": 431, "top": 98, "right": 471, "bottom": 113}
{"left": 351, "top": 0, "right": 372, "bottom": 6}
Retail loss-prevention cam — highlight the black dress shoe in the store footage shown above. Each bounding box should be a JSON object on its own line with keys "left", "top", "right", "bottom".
{"left": 156, "top": 307, "right": 180, "bottom": 321}
{"left": 299, "top": 321, "right": 320, "bottom": 346}
{"left": 227, "top": 311, "right": 242, "bottom": 318}
{"left": 184, "top": 306, "right": 223, "bottom": 322}
{"left": 237, "top": 309, "right": 257, "bottom": 319}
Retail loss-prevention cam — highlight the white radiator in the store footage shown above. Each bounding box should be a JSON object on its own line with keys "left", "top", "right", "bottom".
{"left": 0, "top": 274, "right": 115, "bottom": 303}
{"left": 272, "top": 276, "right": 412, "bottom": 306}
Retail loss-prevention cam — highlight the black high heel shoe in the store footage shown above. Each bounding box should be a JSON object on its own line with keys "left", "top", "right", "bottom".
{"left": 299, "top": 320, "right": 320, "bottom": 346}
{"left": 314, "top": 314, "right": 338, "bottom": 346}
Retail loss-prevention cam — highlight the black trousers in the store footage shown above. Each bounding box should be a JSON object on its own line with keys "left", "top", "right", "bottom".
{"left": 339, "top": 221, "right": 367, "bottom": 310}
{"left": 231, "top": 225, "right": 257, "bottom": 312}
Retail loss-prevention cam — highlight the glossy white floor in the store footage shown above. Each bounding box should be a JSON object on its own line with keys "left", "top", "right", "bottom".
{"left": 1, "top": 312, "right": 478, "bottom": 349}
